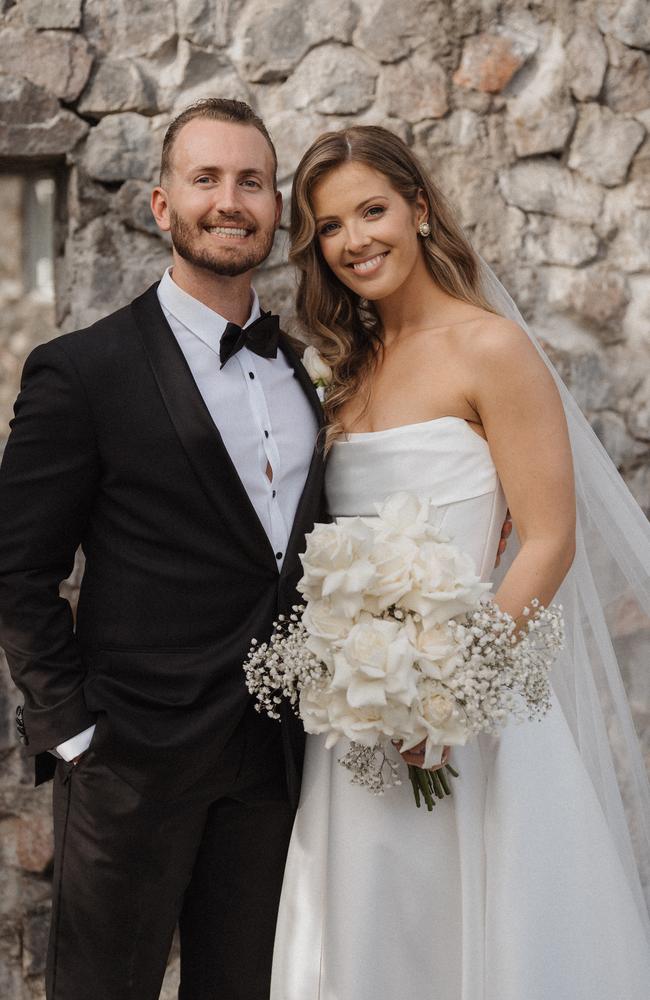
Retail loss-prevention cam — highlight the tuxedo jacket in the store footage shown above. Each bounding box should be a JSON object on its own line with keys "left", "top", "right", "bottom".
{"left": 0, "top": 283, "right": 326, "bottom": 804}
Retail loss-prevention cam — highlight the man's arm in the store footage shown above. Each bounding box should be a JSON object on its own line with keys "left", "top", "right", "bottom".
{"left": 0, "top": 338, "right": 100, "bottom": 755}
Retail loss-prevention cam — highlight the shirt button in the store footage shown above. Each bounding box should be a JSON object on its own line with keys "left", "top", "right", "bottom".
{"left": 275, "top": 551, "right": 283, "bottom": 560}
{"left": 272, "top": 490, "right": 276, "bottom": 498}
{"left": 264, "top": 430, "right": 269, "bottom": 438}
{"left": 249, "top": 371, "right": 255, "bottom": 379}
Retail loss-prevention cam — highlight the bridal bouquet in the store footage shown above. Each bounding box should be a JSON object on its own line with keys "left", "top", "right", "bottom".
{"left": 244, "top": 493, "right": 564, "bottom": 811}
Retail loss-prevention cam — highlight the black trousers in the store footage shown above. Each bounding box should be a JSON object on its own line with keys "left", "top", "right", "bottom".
{"left": 45, "top": 705, "right": 295, "bottom": 1000}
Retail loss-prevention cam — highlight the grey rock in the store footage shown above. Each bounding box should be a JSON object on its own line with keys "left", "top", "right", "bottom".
{"left": 604, "top": 37, "right": 650, "bottom": 115}
{"left": 278, "top": 44, "right": 378, "bottom": 115}
{"left": 546, "top": 263, "right": 630, "bottom": 339}
{"left": 429, "top": 154, "right": 495, "bottom": 228}
{"left": 472, "top": 204, "right": 528, "bottom": 272}
{"left": 153, "top": 41, "right": 250, "bottom": 112}
{"left": 66, "top": 218, "right": 170, "bottom": 329}
{"left": 625, "top": 463, "right": 650, "bottom": 516}
{"left": 0, "top": 74, "right": 88, "bottom": 157}
{"left": 566, "top": 24, "right": 608, "bottom": 102}
{"left": 611, "top": 209, "right": 650, "bottom": 273}
{"left": 116, "top": 179, "right": 162, "bottom": 237}
{"left": 82, "top": 0, "right": 177, "bottom": 59}
{"left": 22, "top": 904, "right": 50, "bottom": 978}
{"left": 498, "top": 161, "right": 603, "bottom": 225}
{"left": 0, "top": 28, "right": 93, "bottom": 104}
{"left": 66, "top": 167, "right": 113, "bottom": 232}
{"left": 177, "top": 0, "right": 230, "bottom": 49}
{"left": 524, "top": 217, "right": 599, "bottom": 267}
{"left": 83, "top": 114, "right": 158, "bottom": 183}
{"left": 590, "top": 410, "right": 643, "bottom": 469}
{"left": 568, "top": 104, "right": 645, "bottom": 187}
{"left": 597, "top": 0, "right": 650, "bottom": 51}
{"left": 506, "top": 28, "right": 576, "bottom": 157}
{"left": 629, "top": 376, "right": 650, "bottom": 440}
{"left": 265, "top": 109, "right": 330, "bottom": 183}
{"left": 232, "top": 0, "right": 358, "bottom": 83}
{"left": 623, "top": 275, "right": 650, "bottom": 348}
{"left": 21, "top": 0, "right": 82, "bottom": 29}
{"left": 79, "top": 58, "right": 158, "bottom": 116}
{"left": 354, "top": 0, "right": 451, "bottom": 64}
{"left": 377, "top": 47, "right": 448, "bottom": 122}
{"left": 542, "top": 341, "right": 618, "bottom": 412}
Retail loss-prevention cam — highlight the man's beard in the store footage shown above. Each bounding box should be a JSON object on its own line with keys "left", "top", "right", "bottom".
{"left": 169, "top": 209, "right": 275, "bottom": 277}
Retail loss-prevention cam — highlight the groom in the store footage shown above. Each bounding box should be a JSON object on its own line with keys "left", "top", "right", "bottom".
{"left": 0, "top": 98, "right": 325, "bottom": 1000}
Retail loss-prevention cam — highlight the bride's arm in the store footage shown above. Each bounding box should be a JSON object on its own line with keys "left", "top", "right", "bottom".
{"left": 470, "top": 318, "right": 576, "bottom": 623}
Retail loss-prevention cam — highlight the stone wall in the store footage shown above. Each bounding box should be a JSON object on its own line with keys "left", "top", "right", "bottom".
{"left": 0, "top": 0, "right": 648, "bottom": 996}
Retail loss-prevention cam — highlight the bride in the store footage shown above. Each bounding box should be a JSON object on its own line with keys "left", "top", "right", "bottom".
{"left": 271, "top": 126, "right": 650, "bottom": 999}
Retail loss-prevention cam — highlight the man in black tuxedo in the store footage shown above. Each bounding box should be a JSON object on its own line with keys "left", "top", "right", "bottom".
{"left": 0, "top": 98, "right": 325, "bottom": 1000}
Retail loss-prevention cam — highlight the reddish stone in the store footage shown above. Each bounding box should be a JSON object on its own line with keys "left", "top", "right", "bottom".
{"left": 1, "top": 815, "right": 53, "bottom": 874}
{"left": 453, "top": 33, "right": 525, "bottom": 94}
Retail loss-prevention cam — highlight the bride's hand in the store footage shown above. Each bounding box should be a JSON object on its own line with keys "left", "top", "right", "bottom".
{"left": 393, "top": 740, "right": 450, "bottom": 770}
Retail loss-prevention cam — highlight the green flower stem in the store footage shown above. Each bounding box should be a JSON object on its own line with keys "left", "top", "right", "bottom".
{"left": 430, "top": 769, "right": 445, "bottom": 799}
{"left": 418, "top": 768, "right": 435, "bottom": 811}
{"left": 408, "top": 766, "right": 422, "bottom": 807}
{"left": 437, "top": 767, "right": 451, "bottom": 796}
{"left": 406, "top": 763, "right": 460, "bottom": 810}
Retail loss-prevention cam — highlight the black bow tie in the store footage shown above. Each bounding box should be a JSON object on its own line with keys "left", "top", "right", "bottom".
{"left": 219, "top": 310, "right": 280, "bottom": 369}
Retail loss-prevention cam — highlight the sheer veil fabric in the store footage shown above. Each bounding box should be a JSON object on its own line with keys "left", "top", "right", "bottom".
{"left": 480, "top": 260, "right": 650, "bottom": 938}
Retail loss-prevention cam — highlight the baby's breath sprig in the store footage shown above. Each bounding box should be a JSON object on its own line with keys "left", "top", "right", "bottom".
{"left": 243, "top": 605, "right": 326, "bottom": 719}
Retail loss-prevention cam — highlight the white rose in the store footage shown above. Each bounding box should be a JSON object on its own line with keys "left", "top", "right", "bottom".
{"left": 399, "top": 540, "right": 491, "bottom": 627}
{"left": 363, "top": 531, "right": 418, "bottom": 612}
{"left": 415, "top": 623, "right": 464, "bottom": 680}
{"left": 332, "top": 617, "right": 419, "bottom": 709}
{"left": 298, "top": 518, "right": 375, "bottom": 610}
{"left": 415, "top": 680, "right": 469, "bottom": 747}
{"left": 299, "top": 681, "right": 335, "bottom": 738}
{"left": 302, "top": 345, "right": 332, "bottom": 386}
{"left": 325, "top": 690, "right": 415, "bottom": 748}
{"left": 302, "top": 599, "right": 350, "bottom": 667}
{"left": 375, "top": 492, "right": 433, "bottom": 540}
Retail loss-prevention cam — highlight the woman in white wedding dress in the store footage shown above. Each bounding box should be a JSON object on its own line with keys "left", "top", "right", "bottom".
{"left": 271, "top": 126, "right": 650, "bottom": 999}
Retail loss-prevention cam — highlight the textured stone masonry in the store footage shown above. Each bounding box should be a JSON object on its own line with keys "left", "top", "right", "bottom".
{"left": 0, "top": 0, "right": 648, "bottom": 995}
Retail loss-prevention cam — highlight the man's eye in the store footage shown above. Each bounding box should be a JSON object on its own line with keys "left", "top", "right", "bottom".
{"left": 196, "top": 176, "right": 212, "bottom": 184}
{"left": 242, "top": 179, "right": 261, "bottom": 188}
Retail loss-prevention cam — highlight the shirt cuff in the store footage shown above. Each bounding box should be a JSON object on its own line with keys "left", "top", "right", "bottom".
{"left": 50, "top": 725, "right": 96, "bottom": 761}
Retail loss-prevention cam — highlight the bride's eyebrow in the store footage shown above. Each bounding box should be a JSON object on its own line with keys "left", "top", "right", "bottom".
{"left": 315, "top": 194, "right": 388, "bottom": 223}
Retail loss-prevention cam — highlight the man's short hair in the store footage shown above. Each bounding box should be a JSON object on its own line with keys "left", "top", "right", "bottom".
{"left": 160, "top": 98, "right": 278, "bottom": 187}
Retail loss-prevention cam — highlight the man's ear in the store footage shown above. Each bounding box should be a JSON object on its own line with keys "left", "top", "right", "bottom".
{"left": 151, "top": 186, "right": 172, "bottom": 233}
{"left": 274, "top": 189, "right": 283, "bottom": 229}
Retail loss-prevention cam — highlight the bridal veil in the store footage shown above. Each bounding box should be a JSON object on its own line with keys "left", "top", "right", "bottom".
{"left": 481, "top": 260, "right": 650, "bottom": 941}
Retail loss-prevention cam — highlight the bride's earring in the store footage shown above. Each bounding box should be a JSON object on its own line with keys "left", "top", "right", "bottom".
{"left": 418, "top": 221, "right": 431, "bottom": 238}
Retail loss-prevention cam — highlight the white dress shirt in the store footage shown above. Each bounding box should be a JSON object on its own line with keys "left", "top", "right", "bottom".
{"left": 54, "top": 267, "right": 318, "bottom": 761}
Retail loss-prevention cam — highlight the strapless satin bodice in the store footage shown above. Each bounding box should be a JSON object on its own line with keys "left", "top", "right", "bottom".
{"left": 326, "top": 416, "right": 507, "bottom": 582}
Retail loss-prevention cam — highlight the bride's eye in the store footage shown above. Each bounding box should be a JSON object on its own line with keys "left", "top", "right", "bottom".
{"left": 318, "top": 221, "right": 339, "bottom": 236}
{"left": 365, "top": 205, "right": 385, "bottom": 219}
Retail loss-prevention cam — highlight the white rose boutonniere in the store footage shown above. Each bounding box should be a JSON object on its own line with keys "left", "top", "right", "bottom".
{"left": 302, "top": 345, "right": 332, "bottom": 401}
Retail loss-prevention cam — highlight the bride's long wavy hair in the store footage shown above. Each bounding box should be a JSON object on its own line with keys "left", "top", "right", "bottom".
{"left": 289, "top": 126, "right": 495, "bottom": 447}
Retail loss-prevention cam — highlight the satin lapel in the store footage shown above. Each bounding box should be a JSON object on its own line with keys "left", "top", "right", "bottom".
{"left": 279, "top": 334, "right": 327, "bottom": 577}
{"left": 130, "top": 284, "right": 277, "bottom": 570}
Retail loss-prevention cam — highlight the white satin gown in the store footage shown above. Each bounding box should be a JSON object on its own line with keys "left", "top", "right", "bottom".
{"left": 271, "top": 417, "right": 650, "bottom": 1000}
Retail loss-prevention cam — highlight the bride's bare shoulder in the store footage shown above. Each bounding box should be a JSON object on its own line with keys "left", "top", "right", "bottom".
{"left": 457, "top": 312, "right": 540, "bottom": 366}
